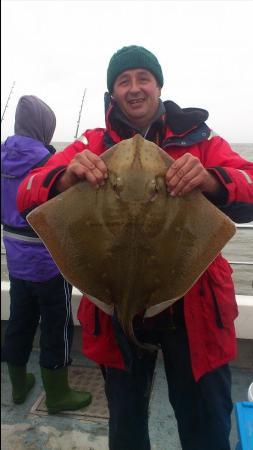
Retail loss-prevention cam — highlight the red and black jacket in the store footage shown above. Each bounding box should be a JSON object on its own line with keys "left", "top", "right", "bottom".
{"left": 17, "top": 97, "right": 253, "bottom": 380}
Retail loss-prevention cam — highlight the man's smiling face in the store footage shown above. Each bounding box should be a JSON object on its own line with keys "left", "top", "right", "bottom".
{"left": 112, "top": 69, "right": 161, "bottom": 130}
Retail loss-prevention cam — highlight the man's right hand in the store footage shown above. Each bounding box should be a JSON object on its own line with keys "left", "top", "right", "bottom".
{"left": 56, "top": 149, "right": 108, "bottom": 192}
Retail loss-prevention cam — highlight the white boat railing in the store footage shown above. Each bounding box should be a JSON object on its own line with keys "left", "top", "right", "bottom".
{"left": 229, "top": 261, "right": 253, "bottom": 265}
{"left": 236, "top": 224, "right": 253, "bottom": 228}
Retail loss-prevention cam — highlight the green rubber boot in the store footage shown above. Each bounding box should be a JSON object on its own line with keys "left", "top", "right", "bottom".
{"left": 41, "top": 366, "right": 92, "bottom": 414}
{"left": 7, "top": 363, "right": 35, "bottom": 404}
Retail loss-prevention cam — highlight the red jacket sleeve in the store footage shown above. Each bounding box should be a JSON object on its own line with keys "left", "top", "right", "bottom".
{"left": 201, "top": 136, "right": 253, "bottom": 223}
{"left": 17, "top": 130, "right": 105, "bottom": 216}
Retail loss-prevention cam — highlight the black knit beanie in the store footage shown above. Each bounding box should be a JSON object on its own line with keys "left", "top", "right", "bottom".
{"left": 107, "top": 45, "right": 164, "bottom": 93}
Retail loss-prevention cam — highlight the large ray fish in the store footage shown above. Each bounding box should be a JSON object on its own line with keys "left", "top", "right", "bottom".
{"left": 27, "top": 135, "right": 236, "bottom": 349}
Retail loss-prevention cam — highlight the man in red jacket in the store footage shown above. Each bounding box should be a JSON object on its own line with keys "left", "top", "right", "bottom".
{"left": 17, "top": 46, "right": 253, "bottom": 450}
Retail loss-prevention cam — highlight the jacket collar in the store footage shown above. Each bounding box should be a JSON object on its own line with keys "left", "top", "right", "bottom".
{"left": 104, "top": 92, "right": 210, "bottom": 149}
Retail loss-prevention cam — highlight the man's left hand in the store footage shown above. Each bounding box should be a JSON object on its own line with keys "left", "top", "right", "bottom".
{"left": 165, "top": 153, "right": 221, "bottom": 197}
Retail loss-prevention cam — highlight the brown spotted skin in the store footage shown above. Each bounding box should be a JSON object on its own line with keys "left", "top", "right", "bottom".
{"left": 27, "top": 135, "right": 236, "bottom": 349}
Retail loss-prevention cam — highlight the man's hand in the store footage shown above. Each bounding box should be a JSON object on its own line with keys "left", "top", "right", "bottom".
{"left": 56, "top": 150, "right": 108, "bottom": 192}
{"left": 165, "top": 153, "right": 221, "bottom": 197}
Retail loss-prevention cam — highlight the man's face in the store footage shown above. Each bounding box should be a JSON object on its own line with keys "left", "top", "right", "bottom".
{"left": 112, "top": 69, "right": 161, "bottom": 130}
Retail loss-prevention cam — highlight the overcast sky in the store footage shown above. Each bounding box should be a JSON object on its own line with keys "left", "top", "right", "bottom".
{"left": 1, "top": 0, "right": 253, "bottom": 143}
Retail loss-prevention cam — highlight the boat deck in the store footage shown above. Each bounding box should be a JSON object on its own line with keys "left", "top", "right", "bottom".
{"left": 1, "top": 349, "right": 253, "bottom": 450}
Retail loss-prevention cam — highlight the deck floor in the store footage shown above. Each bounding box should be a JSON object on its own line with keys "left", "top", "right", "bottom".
{"left": 1, "top": 350, "right": 253, "bottom": 450}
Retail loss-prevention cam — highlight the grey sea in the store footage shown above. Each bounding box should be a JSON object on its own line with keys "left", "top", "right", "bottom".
{"left": 1, "top": 143, "right": 253, "bottom": 295}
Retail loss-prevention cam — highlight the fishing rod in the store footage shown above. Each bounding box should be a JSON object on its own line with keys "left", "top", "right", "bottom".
{"left": 74, "top": 88, "right": 87, "bottom": 138}
{"left": 1, "top": 81, "right": 16, "bottom": 123}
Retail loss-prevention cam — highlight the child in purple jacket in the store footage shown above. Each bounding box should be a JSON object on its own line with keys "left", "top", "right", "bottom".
{"left": 1, "top": 95, "right": 91, "bottom": 413}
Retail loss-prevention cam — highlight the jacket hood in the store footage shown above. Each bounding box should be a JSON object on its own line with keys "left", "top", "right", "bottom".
{"left": 14, "top": 95, "right": 56, "bottom": 145}
{"left": 163, "top": 100, "right": 209, "bottom": 135}
{"left": 1, "top": 135, "right": 50, "bottom": 178}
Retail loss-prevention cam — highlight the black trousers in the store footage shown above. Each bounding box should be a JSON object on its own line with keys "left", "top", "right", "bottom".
{"left": 2, "top": 274, "right": 73, "bottom": 369}
{"left": 104, "top": 316, "right": 233, "bottom": 450}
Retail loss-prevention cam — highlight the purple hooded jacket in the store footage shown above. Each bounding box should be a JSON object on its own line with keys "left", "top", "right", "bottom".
{"left": 1, "top": 95, "right": 60, "bottom": 281}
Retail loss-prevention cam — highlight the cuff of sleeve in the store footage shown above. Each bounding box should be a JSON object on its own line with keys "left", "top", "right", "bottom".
{"left": 204, "top": 168, "right": 229, "bottom": 206}
{"left": 48, "top": 169, "right": 67, "bottom": 198}
{"left": 38, "top": 166, "right": 67, "bottom": 202}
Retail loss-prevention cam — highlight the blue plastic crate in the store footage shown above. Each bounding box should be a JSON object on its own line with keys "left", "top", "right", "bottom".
{"left": 235, "top": 402, "right": 253, "bottom": 450}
